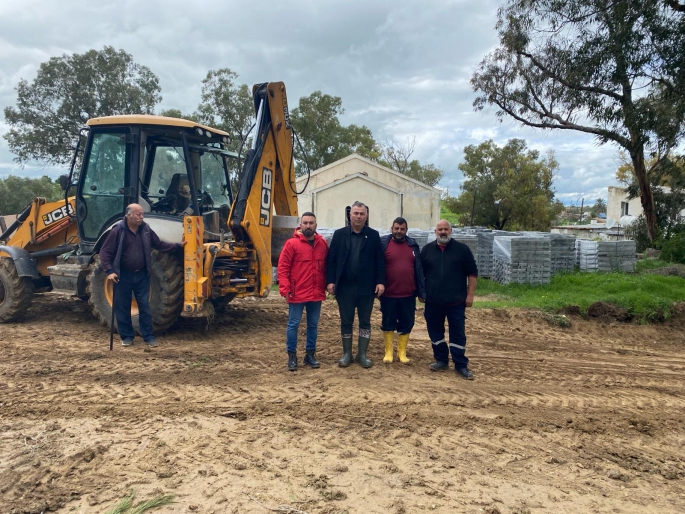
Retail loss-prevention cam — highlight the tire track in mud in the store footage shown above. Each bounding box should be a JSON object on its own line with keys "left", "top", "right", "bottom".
{"left": 6, "top": 364, "right": 685, "bottom": 418}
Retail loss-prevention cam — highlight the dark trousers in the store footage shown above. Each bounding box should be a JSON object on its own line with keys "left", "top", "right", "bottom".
{"left": 423, "top": 302, "right": 468, "bottom": 369}
{"left": 336, "top": 288, "right": 375, "bottom": 337}
{"left": 380, "top": 296, "right": 416, "bottom": 334}
{"left": 115, "top": 269, "right": 153, "bottom": 342}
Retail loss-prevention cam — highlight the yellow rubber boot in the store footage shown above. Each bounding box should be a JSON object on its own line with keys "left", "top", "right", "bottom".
{"left": 397, "top": 333, "right": 411, "bottom": 364}
{"left": 383, "top": 331, "right": 394, "bottom": 363}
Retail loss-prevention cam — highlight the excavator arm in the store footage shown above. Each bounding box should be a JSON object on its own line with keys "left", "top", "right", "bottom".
{"left": 182, "top": 82, "right": 299, "bottom": 316}
{"left": 229, "top": 82, "right": 299, "bottom": 291}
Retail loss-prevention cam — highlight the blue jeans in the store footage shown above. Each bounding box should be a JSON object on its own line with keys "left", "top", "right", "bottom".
{"left": 115, "top": 269, "right": 154, "bottom": 342}
{"left": 286, "top": 301, "right": 322, "bottom": 353}
{"left": 423, "top": 302, "right": 468, "bottom": 369}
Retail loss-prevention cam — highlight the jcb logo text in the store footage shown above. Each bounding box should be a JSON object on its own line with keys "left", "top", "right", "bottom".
{"left": 260, "top": 167, "right": 273, "bottom": 226}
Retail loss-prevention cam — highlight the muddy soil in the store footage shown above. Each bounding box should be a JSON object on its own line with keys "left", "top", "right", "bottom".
{"left": 1, "top": 293, "right": 684, "bottom": 514}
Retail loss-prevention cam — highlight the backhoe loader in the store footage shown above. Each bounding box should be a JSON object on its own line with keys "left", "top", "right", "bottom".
{"left": 0, "top": 81, "right": 299, "bottom": 332}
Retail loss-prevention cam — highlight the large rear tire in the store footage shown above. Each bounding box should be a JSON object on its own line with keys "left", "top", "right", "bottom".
{"left": 87, "top": 251, "right": 184, "bottom": 334}
{"left": 0, "top": 257, "right": 34, "bottom": 322}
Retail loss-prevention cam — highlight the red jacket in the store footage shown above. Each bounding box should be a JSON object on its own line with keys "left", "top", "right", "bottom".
{"left": 277, "top": 230, "right": 328, "bottom": 303}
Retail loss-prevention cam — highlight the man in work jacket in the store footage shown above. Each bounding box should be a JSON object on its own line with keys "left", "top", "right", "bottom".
{"left": 420, "top": 219, "right": 478, "bottom": 380}
{"left": 326, "top": 201, "right": 385, "bottom": 368}
{"left": 277, "top": 212, "right": 328, "bottom": 371}
{"left": 379, "top": 217, "right": 426, "bottom": 364}
{"left": 99, "top": 203, "right": 183, "bottom": 348}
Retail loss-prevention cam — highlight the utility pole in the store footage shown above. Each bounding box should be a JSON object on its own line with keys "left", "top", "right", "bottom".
{"left": 470, "top": 189, "right": 477, "bottom": 227}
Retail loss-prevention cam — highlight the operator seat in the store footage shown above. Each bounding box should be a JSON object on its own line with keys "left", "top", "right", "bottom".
{"left": 166, "top": 173, "right": 191, "bottom": 212}
{"left": 139, "top": 197, "right": 151, "bottom": 213}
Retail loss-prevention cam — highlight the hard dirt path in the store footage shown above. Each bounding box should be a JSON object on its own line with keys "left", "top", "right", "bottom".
{"left": 0, "top": 293, "right": 684, "bottom": 514}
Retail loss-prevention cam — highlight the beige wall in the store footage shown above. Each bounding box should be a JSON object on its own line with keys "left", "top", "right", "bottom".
{"left": 607, "top": 186, "right": 642, "bottom": 222}
{"left": 296, "top": 155, "right": 441, "bottom": 230}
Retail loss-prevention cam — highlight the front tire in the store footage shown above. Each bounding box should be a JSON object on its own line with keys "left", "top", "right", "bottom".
{"left": 0, "top": 258, "right": 34, "bottom": 322}
{"left": 87, "top": 251, "right": 184, "bottom": 334}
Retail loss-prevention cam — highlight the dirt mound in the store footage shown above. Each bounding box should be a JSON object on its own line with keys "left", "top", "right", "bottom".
{"left": 587, "top": 301, "right": 633, "bottom": 321}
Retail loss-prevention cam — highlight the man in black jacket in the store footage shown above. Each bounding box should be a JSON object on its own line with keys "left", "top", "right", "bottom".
{"left": 99, "top": 203, "right": 183, "bottom": 348}
{"left": 326, "top": 201, "right": 385, "bottom": 368}
{"left": 420, "top": 220, "right": 478, "bottom": 379}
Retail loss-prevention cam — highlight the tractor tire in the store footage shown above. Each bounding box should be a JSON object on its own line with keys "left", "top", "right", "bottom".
{"left": 0, "top": 257, "right": 34, "bottom": 322}
{"left": 86, "top": 250, "right": 184, "bottom": 334}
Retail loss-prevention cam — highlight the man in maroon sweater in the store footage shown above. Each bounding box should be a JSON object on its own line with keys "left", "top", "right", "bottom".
{"left": 379, "top": 217, "right": 426, "bottom": 364}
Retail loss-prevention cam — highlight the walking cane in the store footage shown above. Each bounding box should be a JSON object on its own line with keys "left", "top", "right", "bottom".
{"left": 109, "top": 280, "right": 116, "bottom": 351}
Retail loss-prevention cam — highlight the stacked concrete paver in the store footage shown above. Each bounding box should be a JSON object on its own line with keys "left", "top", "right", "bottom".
{"left": 578, "top": 240, "right": 637, "bottom": 272}
{"left": 493, "top": 236, "right": 552, "bottom": 285}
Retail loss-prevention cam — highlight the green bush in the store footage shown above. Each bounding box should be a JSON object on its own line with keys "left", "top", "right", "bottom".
{"left": 624, "top": 215, "right": 652, "bottom": 252}
{"left": 660, "top": 231, "right": 685, "bottom": 264}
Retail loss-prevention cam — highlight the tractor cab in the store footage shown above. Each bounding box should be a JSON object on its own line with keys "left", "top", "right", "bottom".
{"left": 74, "top": 115, "right": 237, "bottom": 251}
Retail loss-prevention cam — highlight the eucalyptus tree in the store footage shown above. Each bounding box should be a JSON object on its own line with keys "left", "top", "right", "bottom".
{"left": 471, "top": 0, "right": 685, "bottom": 241}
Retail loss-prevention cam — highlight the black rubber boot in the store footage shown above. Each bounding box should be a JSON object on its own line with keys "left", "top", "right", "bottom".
{"left": 304, "top": 350, "right": 320, "bottom": 368}
{"left": 338, "top": 336, "right": 353, "bottom": 367}
{"left": 288, "top": 351, "right": 298, "bottom": 371}
{"left": 355, "top": 336, "right": 373, "bottom": 369}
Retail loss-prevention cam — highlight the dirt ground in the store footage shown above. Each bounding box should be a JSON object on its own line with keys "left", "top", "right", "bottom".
{"left": 1, "top": 293, "right": 684, "bottom": 514}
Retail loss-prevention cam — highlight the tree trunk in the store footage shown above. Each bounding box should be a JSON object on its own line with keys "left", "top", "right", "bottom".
{"left": 630, "top": 148, "right": 658, "bottom": 241}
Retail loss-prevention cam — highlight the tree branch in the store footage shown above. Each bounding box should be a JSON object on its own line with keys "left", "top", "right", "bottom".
{"left": 518, "top": 51, "right": 624, "bottom": 102}
{"left": 492, "top": 97, "right": 631, "bottom": 148}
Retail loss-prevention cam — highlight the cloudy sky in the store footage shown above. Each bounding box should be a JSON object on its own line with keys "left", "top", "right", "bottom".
{"left": 0, "top": 0, "right": 621, "bottom": 205}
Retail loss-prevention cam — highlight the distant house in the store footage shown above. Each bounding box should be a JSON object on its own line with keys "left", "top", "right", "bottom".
{"left": 607, "top": 185, "right": 685, "bottom": 222}
{"left": 295, "top": 153, "right": 441, "bottom": 230}
{"left": 607, "top": 186, "right": 644, "bottom": 222}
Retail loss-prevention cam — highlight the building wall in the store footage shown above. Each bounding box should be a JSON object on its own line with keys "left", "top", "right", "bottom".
{"left": 607, "top": 186, "right": 642, "bottom": 222}
{"left": 296, "top": 155, "right": 441, "bottom": 230}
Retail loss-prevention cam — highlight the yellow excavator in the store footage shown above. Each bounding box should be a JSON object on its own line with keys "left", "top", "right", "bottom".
{"left": 0, "top": 82, "right": 299, "bottom": 332}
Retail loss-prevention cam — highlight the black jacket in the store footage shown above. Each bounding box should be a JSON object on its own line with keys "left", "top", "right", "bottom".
{"left": 326, "top": 226, "right": 385, "bottom": 295}
{"left": 420, "top": 239, "right": 478, "bottom": 304}
{"left": 380, "top": 234, "right": 426, "bottom": 300}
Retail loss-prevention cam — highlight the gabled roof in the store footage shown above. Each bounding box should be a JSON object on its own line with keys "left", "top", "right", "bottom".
{"left": 296, "top": 153, "right": 441, "bottom": 193}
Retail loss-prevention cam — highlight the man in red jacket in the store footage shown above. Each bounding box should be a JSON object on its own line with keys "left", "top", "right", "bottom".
{"left": 277, "top": 212, "right": 328, "bottom": 371}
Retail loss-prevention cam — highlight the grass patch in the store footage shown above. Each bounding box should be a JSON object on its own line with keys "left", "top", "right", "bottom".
{"left": 187, "top": 355, "right": 212, "bottom": 368}
{"left": 440, "top": 205, "right": 460, "bottom": 225}
{"left": 635, "top": 257, "right": 674, "bottom": 272}
{"left": 105, "top": 490, "right": 175, "bottom": 514}
{"left": 474, "top": 269, "right": 684, "bottom": 322}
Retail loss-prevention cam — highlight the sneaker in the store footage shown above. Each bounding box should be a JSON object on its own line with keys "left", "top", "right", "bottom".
{"left": 455, "top": 367, "right": 474, "bottom": 380}
{"left": 429, "top": 360, "right": 449, "bottom": 371}
{"left": 145, "top": 338, "right": 159, "bottom": 348}
{"left": 121, "top": 338, "right": 133, "bottom": 347}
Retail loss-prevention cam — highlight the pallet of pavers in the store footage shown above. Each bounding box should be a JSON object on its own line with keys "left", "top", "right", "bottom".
{"left": 520, "top": 232, "right": 576, "bottom": 274}
{"left": 578, "top": 240, "right": 637, "bottom": 272}
{"left": 492, "top": 236, "right": 552, "bottom": 285}
{"left": 470, "top": 230, "right": 520, "bottom": 278}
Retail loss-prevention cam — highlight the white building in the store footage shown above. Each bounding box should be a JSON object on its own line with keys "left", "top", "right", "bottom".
{"left": 607, "top": 185, "right": 685, "bottom": 223}
{"left": 295, "top": 154, "right": 441, "bottom": 230}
